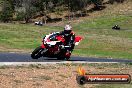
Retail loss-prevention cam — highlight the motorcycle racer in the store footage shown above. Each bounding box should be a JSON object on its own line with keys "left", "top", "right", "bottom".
{"left": 56, "top": 24, "right": 75, "bottom": 53}
{"left": 31, "top": 24, "right": 82, "bottom": 60}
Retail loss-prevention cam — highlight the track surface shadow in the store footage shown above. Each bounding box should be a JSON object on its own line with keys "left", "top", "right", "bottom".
{"left": 0, "top": 53, "right": 132, "bottom": 63}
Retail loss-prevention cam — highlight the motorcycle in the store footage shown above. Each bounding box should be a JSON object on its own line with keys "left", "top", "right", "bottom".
{"left": 31, "top": 32, "right": 82, "bottom": 60}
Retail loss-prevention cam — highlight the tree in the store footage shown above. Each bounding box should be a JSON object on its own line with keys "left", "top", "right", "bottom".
{"left": 91, "top": 0, "right": 103, "bottom": 6}
{"left": 0, "top": 0, "right": 13, "bottom": 22}
{"left": 109, "top": 0, "right": 124, "bottom": 4}
{"left": 15, "top": 0, "right": 38, "bottom": 23}
{"left": 63, "top": 0, "right": 90, "bottom": 19}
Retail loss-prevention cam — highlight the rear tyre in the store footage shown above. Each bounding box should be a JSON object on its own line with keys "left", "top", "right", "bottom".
{"left": 31, "top": 46, "right": 43, "bottom": 59}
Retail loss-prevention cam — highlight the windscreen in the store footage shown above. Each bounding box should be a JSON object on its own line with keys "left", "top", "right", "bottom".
{"left": 49, "top": 34, "right": 57, "bottom": 41}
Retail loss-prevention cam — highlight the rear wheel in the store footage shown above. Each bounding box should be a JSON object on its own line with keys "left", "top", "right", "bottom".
{"left": 31, "top": 46, "right": 43, "bottom": 59}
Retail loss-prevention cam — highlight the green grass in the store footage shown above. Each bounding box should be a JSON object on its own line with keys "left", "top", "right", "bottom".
{"left": 73, "top": 49, "right": 132, "bottom": 59}
{"left": 0, "top": 14, "right": 132, "bottom": 59}
{"left": 74, "top": 15, "right": 132, "bottom": 38}
{"left": 0, "top": 24, "right": 62, "bottom": 49}
{"left": 78, "top": 15, "right": 132, "bottom": 29}
{"left": 72, "top": 15, "right": 132, "bottom": 59}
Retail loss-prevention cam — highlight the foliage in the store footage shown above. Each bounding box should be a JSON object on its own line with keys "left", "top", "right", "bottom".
{"left": 16, "top": 11, "right": 25, "bottom": 21}
{"left": 0, "top": 0, "right": 126, "bottom": 23}
{"left": 0, "top": 0, "right": 13, "bottom": 22}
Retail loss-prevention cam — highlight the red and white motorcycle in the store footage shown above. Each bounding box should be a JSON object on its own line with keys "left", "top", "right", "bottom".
{"left": 31, "top": 32, "right": 82, "bottom": 60}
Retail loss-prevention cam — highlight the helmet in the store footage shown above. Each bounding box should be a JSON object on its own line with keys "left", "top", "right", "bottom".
{"left": 64, "top": 25, "right": 72, "bottom": 36}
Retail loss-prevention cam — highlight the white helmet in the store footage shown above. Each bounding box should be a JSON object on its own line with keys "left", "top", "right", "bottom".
{"left": 64, "top": 25, "right": 72, "bottom": 31}
{"left": 64, "top": 25, "right": 72, "bottom": 36}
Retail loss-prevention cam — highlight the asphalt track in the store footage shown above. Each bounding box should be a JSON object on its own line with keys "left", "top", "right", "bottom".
{"left": 0, "top": 53, "right": 132, "bottom": 64}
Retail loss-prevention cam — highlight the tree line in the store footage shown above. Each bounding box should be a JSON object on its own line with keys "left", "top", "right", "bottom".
{"left": 0, "top": 0, "right": 124, "bottom": 23}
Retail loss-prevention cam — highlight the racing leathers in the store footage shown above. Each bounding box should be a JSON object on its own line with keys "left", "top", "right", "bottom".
{"left": 58, "top": 31, "right": 75, "bottom": 53}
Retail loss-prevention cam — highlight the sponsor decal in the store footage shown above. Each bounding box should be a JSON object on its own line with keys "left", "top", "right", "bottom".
{"left": 76, "top": 67, "right": 131, "bottom": 85}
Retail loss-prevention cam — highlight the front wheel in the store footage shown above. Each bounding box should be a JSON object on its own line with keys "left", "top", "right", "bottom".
{"left": 31, "top": 46, "right": 43, "bottom": 59}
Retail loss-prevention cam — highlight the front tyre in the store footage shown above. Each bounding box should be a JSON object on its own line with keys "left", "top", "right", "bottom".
{"left": 31, "top": 46, "right": 43, "bottom": 59}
